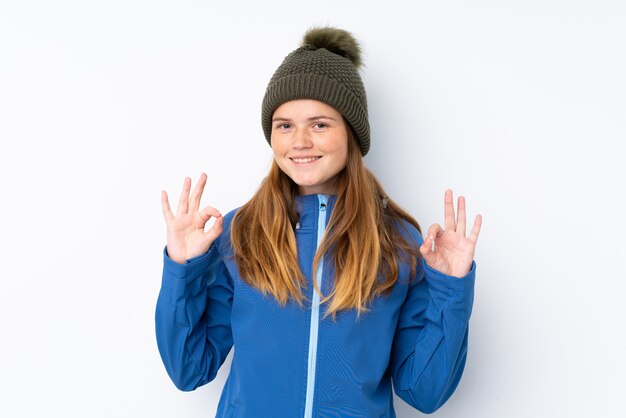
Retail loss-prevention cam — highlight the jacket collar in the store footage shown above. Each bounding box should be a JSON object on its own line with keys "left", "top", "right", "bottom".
{"left": 295, "top": 194, "right": 338, "bottom": 231}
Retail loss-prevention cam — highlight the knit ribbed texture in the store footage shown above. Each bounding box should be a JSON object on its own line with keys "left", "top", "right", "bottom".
{"left": 262, "top": 45, "right": 370, "bottom": 156}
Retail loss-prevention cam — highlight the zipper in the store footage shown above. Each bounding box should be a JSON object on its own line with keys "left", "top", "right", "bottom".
{"left": 303, "top": 194, "right": 328, "bottom": 418}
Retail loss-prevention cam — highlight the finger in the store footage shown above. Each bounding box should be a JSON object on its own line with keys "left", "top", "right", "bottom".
{"left": 457, "top": 196, "right": 466, "bottom": 237}
{"left": 427, "top": 223, "right": 444, "bottom": 245}
{"left": 444, "top": 189, "right": 456, "bottom": 232}
{"left": 198, "top": 205, "right": 222, "bottom": 224}
{"left": 161, "top": 190, "right": 174, "bottom": 222}
{"left": 176, "top": 177, "right": 191, "bottom": 216}
{"left": 189, "top": 172, "right": 207, "bottom": 213}
{"left": 468, "top": 214, "right": 482, "bottom": 244}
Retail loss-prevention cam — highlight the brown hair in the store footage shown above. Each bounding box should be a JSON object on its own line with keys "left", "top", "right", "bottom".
{"left": 231, "top": 127, "right": 422, "bottom": 320}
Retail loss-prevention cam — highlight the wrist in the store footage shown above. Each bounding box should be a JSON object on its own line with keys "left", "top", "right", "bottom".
{"left": 450, "top": 269, "right": 469, "bottom": 278}
{"left": 165, "top": 246, "right": 187, "bottom": 265}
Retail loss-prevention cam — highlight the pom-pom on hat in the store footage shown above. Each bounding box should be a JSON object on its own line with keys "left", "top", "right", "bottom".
{"left": 261, "top": 27, "right": 370, "bottom": 156}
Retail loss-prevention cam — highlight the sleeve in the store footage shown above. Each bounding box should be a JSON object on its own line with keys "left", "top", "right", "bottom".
{"left": 154, "top": 242, "right": 234, "bottom": 391}
{"left": 390, "top": 229, "right": 476, "bottom": 414}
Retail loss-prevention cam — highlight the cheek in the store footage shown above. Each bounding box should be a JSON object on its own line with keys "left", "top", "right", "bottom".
{"left": 270, "top": 137, "right": 284, "bottom": 156}
{"left": 271, "top": 139, "right": 290, "bottom": 171}
{"left": 334, "top": 138, "right": 349, "bottom": 165}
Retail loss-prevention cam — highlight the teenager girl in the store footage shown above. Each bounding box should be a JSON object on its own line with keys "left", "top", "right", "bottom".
{"left": 156, "top": 27, "right": 482, "bottom": 418}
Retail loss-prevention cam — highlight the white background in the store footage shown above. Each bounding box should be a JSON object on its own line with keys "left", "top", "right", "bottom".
{"left": 1, "top": 1, "right": 625, "bottom": 417}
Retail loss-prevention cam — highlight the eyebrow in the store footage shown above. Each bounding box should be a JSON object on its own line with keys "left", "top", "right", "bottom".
{"left": 272, "top": 115, "right": 337, "bottom": 123}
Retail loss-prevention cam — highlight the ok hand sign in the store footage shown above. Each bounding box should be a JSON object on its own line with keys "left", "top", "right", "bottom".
{"left": 420, "top": 189, "right": 482, "bottom": 278}
{"left": 161, "top": 172, "right": 224, "bottom": 265}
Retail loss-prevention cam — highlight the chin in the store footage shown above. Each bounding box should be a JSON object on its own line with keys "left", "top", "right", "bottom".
{"left": 294, "top": 180, "right": 320, "bottom": 189}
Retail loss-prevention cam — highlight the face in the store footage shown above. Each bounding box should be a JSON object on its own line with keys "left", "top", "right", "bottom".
{"left": 271, "top": 99, "right": 349, "bottom": 195}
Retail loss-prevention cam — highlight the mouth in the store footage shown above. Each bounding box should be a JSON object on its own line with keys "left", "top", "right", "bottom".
{"left": 290, "top": 156, "right": 322, "bottom": 164}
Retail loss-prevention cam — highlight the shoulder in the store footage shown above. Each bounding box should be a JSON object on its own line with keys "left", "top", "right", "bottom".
{"left": 221, "top": 207, "right": 242, "bottom": 230}
{"left": 392, "top": 218, "right": 425, "bottom": 247}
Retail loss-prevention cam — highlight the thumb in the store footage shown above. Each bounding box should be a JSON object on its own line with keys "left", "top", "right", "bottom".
{"left": 203, "top": 215, "right": 224, "bottom": 244}
{"left": 420, "top": 234, "right": 435, "bottom": 262}
{"left": 420, "top": 235, "right": 443, "bottom": 272}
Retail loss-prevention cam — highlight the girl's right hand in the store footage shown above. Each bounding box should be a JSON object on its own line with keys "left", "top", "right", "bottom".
{"left": 161, "top": 172, "right": 223, "bottom": 264}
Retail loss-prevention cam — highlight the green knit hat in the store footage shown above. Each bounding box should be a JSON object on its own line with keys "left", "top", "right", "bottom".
{"left": 261, "top": 27, "right": 370, "bottom": 156}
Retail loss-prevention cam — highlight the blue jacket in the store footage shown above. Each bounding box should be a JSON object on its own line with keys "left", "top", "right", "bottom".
{"left": 155, "top": 194, "right": 476, "bottom": 417}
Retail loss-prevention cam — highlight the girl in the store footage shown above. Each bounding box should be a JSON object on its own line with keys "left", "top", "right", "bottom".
{"left": 156, "top": 27, "right": 482, "bottom": 418}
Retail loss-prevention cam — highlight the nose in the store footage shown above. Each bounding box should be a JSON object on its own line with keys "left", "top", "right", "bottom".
{"left": 292, "top": 128, "right": 313, "bottom": 149}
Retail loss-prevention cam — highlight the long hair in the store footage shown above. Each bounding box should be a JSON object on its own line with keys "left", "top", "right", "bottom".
{"left": 231, "top": 127, "right": 422, "bottom": 320}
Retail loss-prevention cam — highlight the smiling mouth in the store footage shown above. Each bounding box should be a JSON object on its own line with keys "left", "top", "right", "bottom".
{"left": 290, "top": 157, "right": 321, "bottom": 164}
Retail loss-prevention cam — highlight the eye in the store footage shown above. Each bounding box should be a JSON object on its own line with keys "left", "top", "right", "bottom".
{"left": 314, "top": 122, "right": 327, "bottom": 129}
{"left": 274, "top": 123, "right": 291, "bottom": 130}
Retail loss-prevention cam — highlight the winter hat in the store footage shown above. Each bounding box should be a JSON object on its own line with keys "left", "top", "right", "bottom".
{"left": 261, "top": 27, "right": 370, "bottom": 156}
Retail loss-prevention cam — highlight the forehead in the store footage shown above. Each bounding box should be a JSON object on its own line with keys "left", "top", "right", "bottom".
{"left": 272, "top": 99, "right": 342, "bottom": 120}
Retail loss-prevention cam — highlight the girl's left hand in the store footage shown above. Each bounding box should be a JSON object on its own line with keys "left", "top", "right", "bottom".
{"left": 420, "top": 189, "right": 482, "bottom": 278}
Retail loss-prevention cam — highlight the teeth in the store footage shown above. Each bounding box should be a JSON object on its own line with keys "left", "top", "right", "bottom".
{"left": 292, "top": 157, "right": 320, "bottom": 163}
